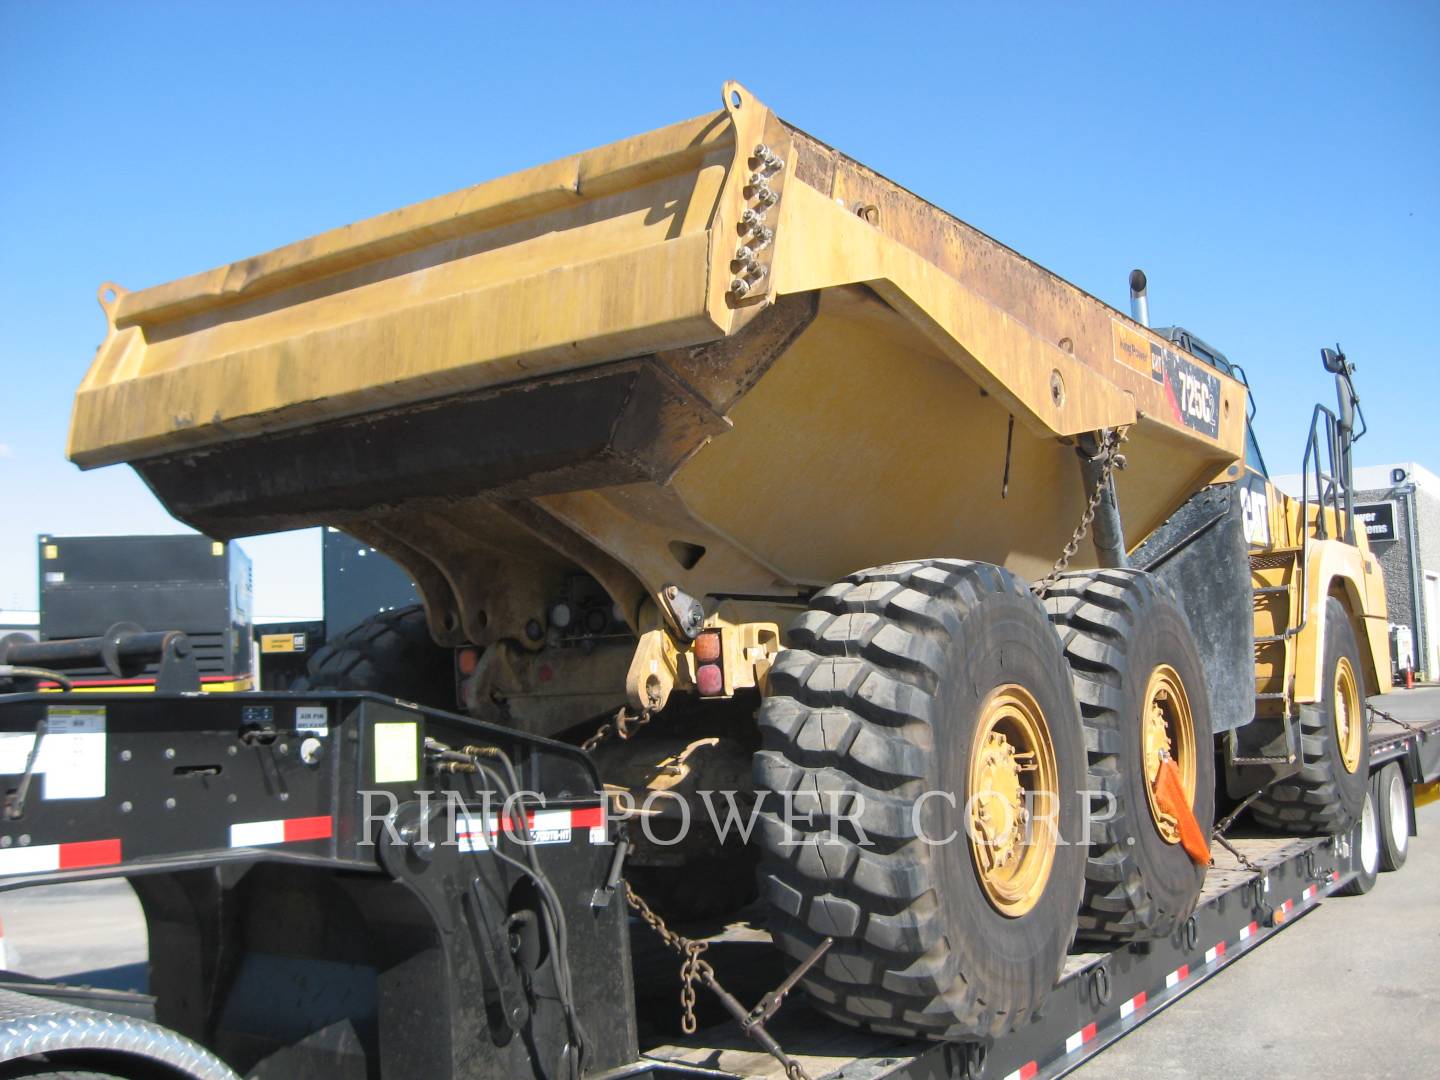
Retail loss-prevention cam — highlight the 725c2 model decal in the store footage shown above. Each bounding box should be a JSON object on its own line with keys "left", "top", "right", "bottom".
{"left": 1151, "top": 343, "right": 1221, "bottom": 439}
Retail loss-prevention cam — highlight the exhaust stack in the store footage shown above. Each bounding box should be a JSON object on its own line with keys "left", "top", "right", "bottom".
{"left": 1129, "top": 269, "right": 1150, "bottom": 327}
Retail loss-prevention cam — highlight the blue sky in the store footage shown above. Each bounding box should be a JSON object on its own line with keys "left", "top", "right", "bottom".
{"left": 2, "top": 2, "right": 1437, "bottom": 616}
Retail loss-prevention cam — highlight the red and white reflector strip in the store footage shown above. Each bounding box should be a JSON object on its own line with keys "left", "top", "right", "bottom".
{"left": 1204, "top": 940, "right": 1227, "bottom": 965}
{"left": 1119, "top": 990, "right": 1147, "bottom": 1020}
{"left": 1239, "top": 920, "right": 1259, "bottom": 942}
{"left": 1063, "top": 1022, "right": 1098, "bottom": 1054}
{"left": 229, "top": 815, "right": 332, "bottom": 848}
{"left": 1330, "top": 870, "right": 1340, "bottom": 883}
{"left": 1164, "top": 963, "right": 1190, "bottom": 989}
{"left": 1001, "top": 1061, "right": 1038, "bottom": 1080}
{"left": 1302, "top": 884, "right": 1318, "bottom": 901}
{"left": 458, "top": 806, "right": 606, "bottom": 852}
{"left": 0, "top": 838, "right": 122, "bottom": 875}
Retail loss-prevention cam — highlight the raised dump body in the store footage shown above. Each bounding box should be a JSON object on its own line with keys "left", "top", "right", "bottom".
{"left": 70, "top": 81, "right": 1248, "bottom": 658}
{"left": 63, "top": 81, "right": 1395, "bottom": 1048}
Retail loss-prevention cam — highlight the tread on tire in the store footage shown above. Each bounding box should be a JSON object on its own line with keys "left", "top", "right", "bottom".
{"left": 753, "top": 559, "right": 1086, "bottom": 1040}
{"left": 1043, "top": 568, "right": 1215, "bottom": 943}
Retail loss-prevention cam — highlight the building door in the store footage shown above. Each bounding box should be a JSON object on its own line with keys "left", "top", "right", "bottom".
{"left": 1425, "top": 573, "right": 1440, "bottom": 680}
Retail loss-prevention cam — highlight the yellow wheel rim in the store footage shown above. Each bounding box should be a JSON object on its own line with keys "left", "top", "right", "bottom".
{"left": 1334, "top": 656, "right": 1362, "bottom": 774}
{"left": 1140, "top": 665, "right": 1197, "bottom": 845}
{"left": 968, "top": 684, "right": 1059, "bottom": 918}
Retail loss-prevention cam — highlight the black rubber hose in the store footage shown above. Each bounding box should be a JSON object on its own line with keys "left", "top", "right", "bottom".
{"left": 0, "top": 665, "right": 74, "bottom": 691}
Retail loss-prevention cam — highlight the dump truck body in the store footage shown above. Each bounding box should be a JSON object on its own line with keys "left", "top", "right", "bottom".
{"left": 59, "top": 82, "right": 1393, "bottom": 1048}
{"left": 71, "top": 83, "right": 1250, "bottom": 654}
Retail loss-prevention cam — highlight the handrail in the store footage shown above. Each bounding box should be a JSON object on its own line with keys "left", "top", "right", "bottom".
{"left": 1290, "top": 403, "right": 1354, "bottom": 642}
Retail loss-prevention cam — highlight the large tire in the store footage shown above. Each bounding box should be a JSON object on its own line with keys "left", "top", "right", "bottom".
{"left": 1375, "top": 761, "right": 1410, "bottom": 872}
{"left": 1251, "top": 597, "right": 1370, "bottom": 835}
{"left": 1043, "top": 569, "right": 1215, "bottom": 943}
{"left": 293, "top": 605, "right": 455, "bottom": 710}
{"left": 1337, "top": 780, "right": 1380, "bottom": 896}
{"left": 754, "top": 560, "right": 1086, "bottom": 1040}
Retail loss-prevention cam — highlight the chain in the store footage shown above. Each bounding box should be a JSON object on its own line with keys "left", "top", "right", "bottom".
{"left": 624, "top": 882, "right": 714, "bottom": 1035}
{"left": 624, "top": 883, "right": 813, "bottom": 1080}
{"left": 1367, "top": 702, "right": 1423, "bottom": 736}
{"left": 1031, "top": 426, "right": 1130, "bottom": 598}
{"left": 581, "top": 706, "right": 652, "bottom": 754}
{"left": 1212, "top": 830, "right": 1262, "bottom": 875}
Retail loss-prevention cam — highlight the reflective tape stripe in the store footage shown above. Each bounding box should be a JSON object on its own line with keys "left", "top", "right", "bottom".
{"left": 1064, "top": 1022, "right": 1098, "bottom": 1053}
{"left": 1002, "top": 1062, "right": 1038, "bottom": 1080}
{"left": 1239, "top": 920, "right": 1259, "bottom": 941}
{"left": 1204, "top": 941, "right": 1226, "bottom": 964}
{"left": 230, "top": 816, "right": 332, "bottom": 848}
{"left": 0, "top": 838, "right": 122, "bottom": 875}
{"left": 1165, "top": 964, "right": 1190, "bottom": 989}
{"left": 1119, "top": 990, "right": 1147, "bottom": 1019}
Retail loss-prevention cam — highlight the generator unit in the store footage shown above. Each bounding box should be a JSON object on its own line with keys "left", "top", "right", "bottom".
{"left": 37, "top": 534, "right": 253, "bottom": 688}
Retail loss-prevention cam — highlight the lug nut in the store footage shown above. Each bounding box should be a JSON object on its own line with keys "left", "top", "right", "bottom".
{"left": 730, "top": 278, "right": 750, "bottom": 295}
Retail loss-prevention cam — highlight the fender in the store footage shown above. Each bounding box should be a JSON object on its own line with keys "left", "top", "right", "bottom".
{"left": 1293, "top": 536, "right": 1389, "bottom": 702}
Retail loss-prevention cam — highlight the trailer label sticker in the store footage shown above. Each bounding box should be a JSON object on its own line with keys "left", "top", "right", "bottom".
{"left": 373, "top": 722, "right": 418, "bottom": 783}
{"left": 1152, "top": 343, "right": 1221, "bottom": 438}
{"left": 294, "top": 706, "right": 329, "bottom": 736}
{"left": 457, "top": 806, "right": 606, "bottom": 852}
{"left": 0, "top": 706, "right": 107, "bottom": 800}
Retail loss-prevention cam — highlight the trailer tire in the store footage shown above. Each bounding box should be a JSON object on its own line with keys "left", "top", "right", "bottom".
{"left": 1337, "top": 780, "right": 1380, "bottom": 895}
{"left": 1251, "top": 598, "right": 1369, "bottom": 836}
{"left": 1375, "top": 762, "right": 1410, "bottom": 872}
{"left": 292, "top": 604, "right": 455, "bottom": 710}
{"left": 1043, "top": 569, "right": 1215, "bottom": 943}
{"left": 754, "top": 560, "right": 1086, "bottom": 1040}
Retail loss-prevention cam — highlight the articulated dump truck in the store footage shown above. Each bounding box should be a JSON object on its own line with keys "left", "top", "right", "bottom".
{"left": 66, "top": 82, "right": 1390, "bottom": 1044}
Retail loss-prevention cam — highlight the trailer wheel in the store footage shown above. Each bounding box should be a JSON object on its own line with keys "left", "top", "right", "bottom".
{"left": 1251, "top": 597, "right": 1370, "bottom": 836}
{"left": 292, "top": 604, "right": 455, "bottom": 710}
{"left": 1337, "top": 781, "right": 1380, "bottom": 895}
{"left": 1375, "top": 761, "right": 1410, "bottom": 872}
{"left": 1042, "top": 569, "right": 1215, "bottom": 943}
{"left": 754, "top": 560, "right": 1086, "bottom": 1039}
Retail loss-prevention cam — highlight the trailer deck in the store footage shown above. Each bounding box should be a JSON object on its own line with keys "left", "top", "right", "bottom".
{"left": 632, "top": 834, "right": 1346, "bottom": 1080}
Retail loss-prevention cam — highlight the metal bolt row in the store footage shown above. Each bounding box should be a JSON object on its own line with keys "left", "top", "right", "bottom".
{"left": 731, "top": 147, "right": 784, "bottom": 296}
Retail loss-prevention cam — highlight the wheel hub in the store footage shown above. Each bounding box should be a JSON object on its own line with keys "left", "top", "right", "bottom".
{"left": 968, "top": 685, "right": 1059, "bottom": 918}
{"left": 1140, "top": 665, "right": 1197, "bottom": 845}
{"left": 1334, "top": 656, "right": 1362, "bottom": 774}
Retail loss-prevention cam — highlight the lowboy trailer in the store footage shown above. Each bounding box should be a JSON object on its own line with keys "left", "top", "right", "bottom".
{"left": 0, "top": 688, "right": 1434, "bottom": 1079}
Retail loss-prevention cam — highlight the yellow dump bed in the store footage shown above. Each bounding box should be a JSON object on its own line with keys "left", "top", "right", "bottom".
{"left": 70, "top": 82, "right": 1247, "bottom": 649}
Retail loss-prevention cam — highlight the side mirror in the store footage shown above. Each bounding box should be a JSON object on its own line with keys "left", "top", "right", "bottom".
{"left": 1321, "top": 345, "right": 1346, "bottom": 374}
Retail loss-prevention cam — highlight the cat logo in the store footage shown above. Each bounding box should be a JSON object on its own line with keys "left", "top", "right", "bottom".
{"left": 1240, "top": 480, "right": 1270, "bottom": 547}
